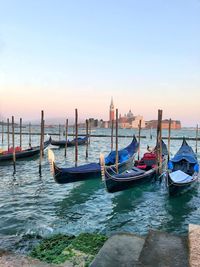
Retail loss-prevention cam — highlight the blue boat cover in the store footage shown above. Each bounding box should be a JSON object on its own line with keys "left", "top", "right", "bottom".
{"left": 57, "top": 135, "right": 139, "bottom": 175}
{"left": 171, "top": 138, "right": 198, "bottom": 164}
{"left": 104, "top": 135, "right": 139, "bottom": 165}
{"left": 169, "top": 170, "right": 194, "bottom": 183}
{"left": 62, "top": 162, "right": 101, "bottom": 173}
{"left": 105, "top": 149, "right": 129, "bottom": 165}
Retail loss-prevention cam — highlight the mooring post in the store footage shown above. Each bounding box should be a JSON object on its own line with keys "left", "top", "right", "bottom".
{"left": 1, "top": 120, "right": 4, "bottom": 145}
{"left": 64, "top": 119, "right": 68, "bottom": 158}
{"left": 12, "top": 116, "right": 16, "bottom": 175}
{"left": 156, "top": 109, "right": 163, "bottom": 175}
{"left": 195, "top": 124, "right": 198, "bottom": 154}
{"left": 88, "top": 120, "right": 91, "bottom": 145}
{"left": 150, "top": 127, "right": 153, "bottom": 140}
{"left": 75, "top": 109, "right": 78, "bottom": 167}
{"left": 42, "top": 119, "right": 45, "bottom": 156}
{"left": 159, "top": 110, "right": 163, "bottom": 175}
{"left": 19, "top": 118, "right": 22, "bottom": 149}
{"left": 59, "top": 124, "right": 61, "bottom": 141}
{"left": 29, "top": 122, "right": 32, "bottom": 147}
{"left": 111, "top": 119, "right": 114, "bottom": 151}
{"left": 115, "top": 108, "right": 119, "bottom": 174}
{"left": 7, "top": 118, "right": 10, "bottom": 150}
{"left": 168, "top": 118, "right": 172, "bottom": 161}
{"left": 39, "top": 110, "right": 44, "bottom": 176}
{"left": 86, "top": 119, "right": 89, "bottom": 159}
{"left": 138, "top": 119, "right": 142, "bottom": 160}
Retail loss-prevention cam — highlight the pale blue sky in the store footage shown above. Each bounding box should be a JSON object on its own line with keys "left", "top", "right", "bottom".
{"left": 0, "top": 0, "right": 200, "bottom": 125}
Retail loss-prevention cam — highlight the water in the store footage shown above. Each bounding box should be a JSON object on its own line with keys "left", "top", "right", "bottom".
{"left": 0, "top": 127, "right": 200, "bottom": 252}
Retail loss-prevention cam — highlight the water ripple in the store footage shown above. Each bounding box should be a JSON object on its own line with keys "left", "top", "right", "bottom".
{"left": 0, "top": 128, "right": 200, "bottom": 251}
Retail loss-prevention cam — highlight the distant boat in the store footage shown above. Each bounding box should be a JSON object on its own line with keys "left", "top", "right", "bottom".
{"left": 167, "top": 138, "right": 199, "bottom": 196}
{"left": 0, "top": 137, "right": 50, "bottom": 162}
{"left": 48, "top": 136, "right": 139, "bottom": 183}
{"left": 50, "top": 136, "right": 88, "bottom": 148}
{"left": 102, "top": 140, "right": 168, "bottom": 193}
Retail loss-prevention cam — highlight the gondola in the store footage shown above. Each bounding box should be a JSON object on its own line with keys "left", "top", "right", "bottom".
{"left": 102, "top": 140, "right": 168, "bottom": 193}
{"left": 50, "top": 136, "right": 88, "bottom": 148}
{"left": 167, "top": 138, "right": 199, "bottom": 196}
{"left": 48, "top": 136, "right": 139, "bottom": 184}
{"left": 0, "top": 137, "right": 51, "bottom": 162}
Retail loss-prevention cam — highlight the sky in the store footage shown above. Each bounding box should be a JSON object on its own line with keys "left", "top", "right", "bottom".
{"left": 0, "top": 0, "right": 200, "bottom": 126}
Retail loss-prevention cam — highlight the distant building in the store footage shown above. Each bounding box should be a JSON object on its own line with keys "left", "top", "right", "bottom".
{"left": 89, "top": 118, "right": 98, "bottom": 127}
{"left": 102, "top": 121, "right": 109, "bottom": 128}
{"left": 131, "top": 115, "right": 146, "bottom": 128}
{"left": 119, "top": 110, "right": 145, "bottom": 129}
{"left": 146, "top": 119, "right": 181, "bottom": 129}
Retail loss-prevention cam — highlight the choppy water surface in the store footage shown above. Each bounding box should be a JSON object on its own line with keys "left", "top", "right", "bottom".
{"left": 0, "top": 127, "right": 200, "bottom": 251}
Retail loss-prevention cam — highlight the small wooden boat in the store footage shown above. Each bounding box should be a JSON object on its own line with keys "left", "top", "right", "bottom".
{"left": 48, "top": 136, "right": 139, "bottom": 184}
{"left": 167, "top": 138, "right": 199, "bottom": 196}
{"left": 0, "top": 137, "right": 51, "bottom": 162}
{"left": 50, "top": 136, "right": 88, "bottom": 148}
{"left": 102, "top": 140, "right": 168, "bottom": 193}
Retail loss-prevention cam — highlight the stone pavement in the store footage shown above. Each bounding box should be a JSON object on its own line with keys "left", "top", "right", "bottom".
{"left": 2, "top": 225, "right": 200, "bottom": 267}
{"left": 139, "top": 230, "right": 188, "bottom": 267}
{"left": 90, "top": 231, "right": 189, "bottom": 267}
{"left": 90, "top": 233, "right": 145, "bottom": 267}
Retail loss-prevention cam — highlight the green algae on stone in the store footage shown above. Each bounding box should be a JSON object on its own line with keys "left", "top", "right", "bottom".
{"left": 69, "top": 233, "right": 108, "bottom": 255}
{"left": 29, "top": 233, "right": 107, "bottom": 265}
{"left": 29, "top": 234, "right": 75, "bottom": 264}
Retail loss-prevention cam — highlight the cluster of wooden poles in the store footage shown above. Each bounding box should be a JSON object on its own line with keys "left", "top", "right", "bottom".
{"left": 104, "top": 108, "right": 198, "bottom": 175}
{"left": 1, "top": 111, "right": 45, "bottom": 176}
{"left": 155, "top": 110, "right": 199, "bottom": 175}
{"left": 0, "top": 109, "right": 91, "bottom": 175}
{"left": 1, "top": 108, "right": 199, "bottom": 177}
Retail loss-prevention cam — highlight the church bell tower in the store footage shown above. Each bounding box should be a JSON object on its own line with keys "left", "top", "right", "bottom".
{"left": 109, "top": 97, "right": 114, "bottom": 125}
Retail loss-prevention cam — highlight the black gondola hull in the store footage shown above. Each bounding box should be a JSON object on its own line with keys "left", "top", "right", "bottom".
{"left": 167, "top": 138, "right": 199, "bottom": 196}
{"left": 167, "top": 174, "right": 198, "bottom": 196}
{"left": 105, "top": 169, "right": 157, "bottom": 193}
{"left": 53, "top": 156, "right": 134, "bottom": 184}
{"left": 50, "top": 137, "right": 88, "bottom": 147}
{"left": 0, "top": 139, "right": 50, "bottom": 162}
{"left": 103, "top": 140, "right": 168, "bottom": 193}
{"left": 51, "top": 136, "right": 139, "bottom": 184}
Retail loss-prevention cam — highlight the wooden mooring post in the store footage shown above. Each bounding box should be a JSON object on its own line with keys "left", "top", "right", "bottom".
{"left": 29, "top": 122, "right": 32, "bottom": 147}
{"left": 1, "top": 120, "right": 4, "bottom": 145}
{"left": 88, "top": 120, "right": 91, "bottom": 145}
{"left": 39, "top": 110, "right": 44, "bottom": 176}
{"left": 12, "top": 116, "right": 16, "bottom": 175}
{"left": 19, "top": 118, "right": 22, "bottom": 148}
{"left": 156, "top": 109, "right": 163, "bottom": 175}
{"left": 7, "top": 118, "right": 10, "bottom": 150}
{"left": 75, "top": 109, "right": 78, "bottom": 167}
{"left": 195, "top": 124, "right": 198, "bottom": 154}
{"left": 168, "top": 118, "right": 171, "bottom": 161}
{"left": 138, "top": 119, "right": 142, "bottom": 160}
{"left": 86, "top": 119, "right": 89, "bottom": 159}
{"left": 64, "top": 119, "right": 68, "bottom": 158}
{"left": 150, "top": 127, "right": 153, "bottom": 140}
{"left": 115, "top": 108, "right": 119, "bottom": 174}
{"left": 59, "top": 124, "right": 61, "bottom": 141}
{"left": 111, "top": 119, "right": 114, "bottom": 151}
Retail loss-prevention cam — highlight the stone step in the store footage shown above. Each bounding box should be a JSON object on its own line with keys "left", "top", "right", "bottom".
{"left": 188, "top": 224, "right": 200, "bottom": 267}
{"left": 90, "top": 233, "right": 145, "bottom": 267}
{"left": 138, "top": 230, "right": 188, "bottom": 267}
{"left": 90, "top": 230, "right": 189, "bottom": 267}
